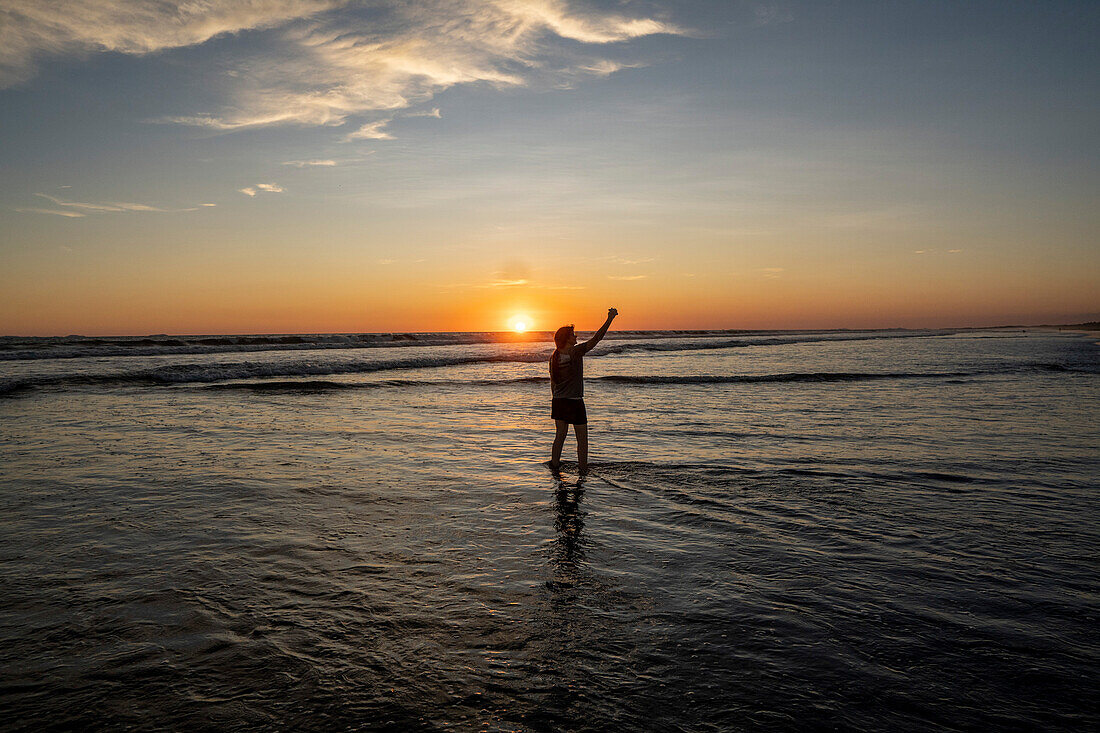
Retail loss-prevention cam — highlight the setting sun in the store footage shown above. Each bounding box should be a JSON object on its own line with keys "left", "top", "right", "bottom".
{"left": 510, "top": 316, "right": 530, "bottom": 333}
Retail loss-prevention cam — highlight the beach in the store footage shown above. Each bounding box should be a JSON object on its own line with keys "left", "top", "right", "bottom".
{"left": 1, "top": 329, "right": 1098, "bottom": 731}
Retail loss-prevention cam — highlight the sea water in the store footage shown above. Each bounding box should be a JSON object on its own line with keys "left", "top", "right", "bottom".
{"left": 1, "top": 329, "right": 1097, "bottom": 731}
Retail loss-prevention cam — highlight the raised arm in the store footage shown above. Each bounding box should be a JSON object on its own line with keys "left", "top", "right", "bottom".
{"left": 580, "top": 308, "right": 618, "bottom": 353}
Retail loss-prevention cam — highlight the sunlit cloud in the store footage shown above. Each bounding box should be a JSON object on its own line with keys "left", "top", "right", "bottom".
{"left": 239, "top": 183, "right": 284, "bottom": 196}
{"left": 2, "top": 1, "right": 682, "bottom": 138}
{"left": 608, "top": 274, "right": 647, "bottom": 281}
{"left": 344, "top": 119, "right": 393, "bottom": 141}
{"left": 406, "top": 107, "right": 442, "bottom": 118}
{"left": 757, "top": 267, "right": 785, "bottom": 278}
{"left": 281, "top": 159, "right": 337, "bottom": 167}
{"left": 15, "top": 207, "right": 85, "bottom": 218}
{"left": 30, "top": 192, "right": 197, "bottom": 213}
{"left": 578, "top": 59, "right": 641, "bottom": 76}
{"left": 0, "top": 0, "right": 343, "bottom": 87}
{"left": 19, "top": 192, "right": 211, "bottom": 215}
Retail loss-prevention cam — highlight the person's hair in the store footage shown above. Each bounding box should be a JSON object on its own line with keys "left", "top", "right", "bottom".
{"left": 553, "top": 325, "right": 574, "bottom": 350}
{"left": 550, "top": 325, "right": 574, "bottom": 377}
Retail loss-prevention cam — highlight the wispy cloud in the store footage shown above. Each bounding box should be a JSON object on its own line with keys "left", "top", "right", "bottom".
{"left": 751, "top": 3, "right": 794, "bottom": 27}
{"left": 608, "top": 274, "right": 647, "bottom": 281}
{"left": 19, "top": 192, "right": 211, "bottom": 215}
{"left": 477, "top": 278, "right": 530, "bottom": 288}
{"left": 757, "top": 267, "right": 784, "bottom": 278}
{"left": 35, "top": 193, "right": 164, "bottom": 212}
{"left": 281, "top": 159, "right": 337, "bottom": 167}
{"left": 0, "top": 0, "right": 342, "bottom": 87}
{"left": 282, "top": 154, "right": 374, "bottom": 166}
{"left": 344, "top": 119, "right": 393, "bottom": 141}
{"left": 406, "top": 107, "right": 442, "bottom": 118}
{"left": 2, "top": 2, "right": 683, "bottom": 136}
{"left": 578, "top": 59, "right": 642, "bottom": 77}
{"left": 28, "top": 192, "right": 209, "bottom": 214}
{"left": 239, "top": 183, "right": 284, "bottom": 196}
{"left": 15, "top": 207, "right": 85, "bottom": 218}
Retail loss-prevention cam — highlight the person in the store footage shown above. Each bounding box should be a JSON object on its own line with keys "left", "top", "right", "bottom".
{"left": 549, "top": 307, "right": 618, "bottom": 474}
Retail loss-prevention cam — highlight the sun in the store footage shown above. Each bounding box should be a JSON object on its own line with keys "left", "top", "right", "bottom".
{"left": 510, "top": 315, "right": 530, "bottom": 333}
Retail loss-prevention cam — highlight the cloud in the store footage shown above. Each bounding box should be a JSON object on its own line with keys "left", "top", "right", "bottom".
{"left": 608, "top": 274, "right": 647, "bottom": 281}
{"left": 406, "top": 107, "right": 441, "bottom": 118}
{"left": 477, "top": 278, "right": 530, "bottom": 288}
{"left": 281, "top": 159, "right": 338, "bottom": 167}
{"left": 757, "top": 267, "right": 784, "bottom": 278}
{"left": 751, "top": 4, "right": 794, "bottom": 27}
{"left": 0, "top": 0, "right": 343, "bottom": 87}
{"left": 239, "top": 183, "right": 284, "bottom": 196}
{"left": 3, "top": 2, "right": 683, "bottom": 134}
{"left": 15, "top": 207, "right": 85, "bottom": 218}
{"left": 578, "top": 59, "right": 641, "bottom": 76}
{"left": 31, "top": 192, "right": 180, "bottom": 213}
{"left": 344, "top": 119, "right": 393, "bottom": 141}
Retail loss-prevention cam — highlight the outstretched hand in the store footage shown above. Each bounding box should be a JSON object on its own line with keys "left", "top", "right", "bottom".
{"left": 608, "top": 307, "right": 618, "bottom": 319}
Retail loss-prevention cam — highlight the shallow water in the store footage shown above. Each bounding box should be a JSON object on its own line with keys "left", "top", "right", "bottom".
{"left": 2, "top": 329, "right": 1098, "bottom": 730}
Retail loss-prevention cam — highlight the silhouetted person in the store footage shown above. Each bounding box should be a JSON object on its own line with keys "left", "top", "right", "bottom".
{"left": 549, "top": 307, "right": 618, "bottom": 474}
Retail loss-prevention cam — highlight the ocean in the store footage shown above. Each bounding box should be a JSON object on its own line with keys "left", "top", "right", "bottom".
{"left": 1, "top": 328, "right": 1097, "bottom": 731}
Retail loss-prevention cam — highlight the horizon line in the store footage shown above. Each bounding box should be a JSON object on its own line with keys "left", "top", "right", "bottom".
{"left": 3, "top": 321, "right": 1098, "bottom": 340}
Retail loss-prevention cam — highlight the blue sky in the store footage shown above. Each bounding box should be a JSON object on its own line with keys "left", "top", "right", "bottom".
{"left": 1, "top": 1, "right": 1097, "bottom": 334}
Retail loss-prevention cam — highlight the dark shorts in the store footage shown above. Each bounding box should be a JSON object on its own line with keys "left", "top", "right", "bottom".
{"left": 551, "top": 398, "right": 587, "bottom": 425}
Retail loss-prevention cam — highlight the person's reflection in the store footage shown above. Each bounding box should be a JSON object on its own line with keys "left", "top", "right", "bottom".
{"left": 550, "top": 479, "right": 587, "bottom": 586}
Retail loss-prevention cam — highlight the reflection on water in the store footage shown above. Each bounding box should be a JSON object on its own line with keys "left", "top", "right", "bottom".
{"left": 551, "top": 478, "right": 587, "bottom": 582}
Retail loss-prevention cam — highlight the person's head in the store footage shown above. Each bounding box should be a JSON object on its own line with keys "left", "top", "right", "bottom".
{"left": 554, "top": 325, "right": 576, "bottom": 349}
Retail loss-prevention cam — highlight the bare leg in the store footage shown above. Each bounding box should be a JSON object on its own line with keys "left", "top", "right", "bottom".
{"left": 575, "top": 423, "right": 589, "bottom": 474}
{"left": 551, "top": 420, "right": 569, "bottom": 468}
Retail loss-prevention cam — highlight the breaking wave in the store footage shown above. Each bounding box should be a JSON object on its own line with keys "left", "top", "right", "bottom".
{"left": 0, "top": 329, "right": 947, "bottom": 361}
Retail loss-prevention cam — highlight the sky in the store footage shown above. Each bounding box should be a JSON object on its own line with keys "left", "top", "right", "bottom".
{"left": 0, "top": 0, "right": 1097, "bottom": 335}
